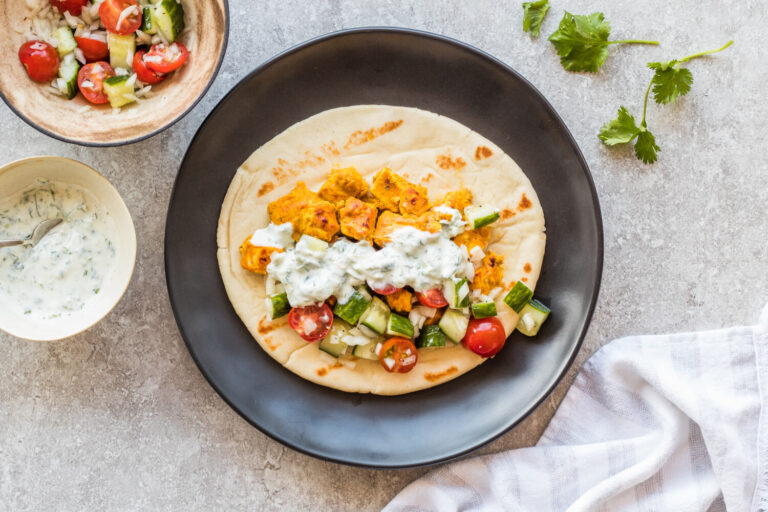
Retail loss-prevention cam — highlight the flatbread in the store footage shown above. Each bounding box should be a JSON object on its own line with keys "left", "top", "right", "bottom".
{"left": 217, "top": 105, "right": 546, "bottom": 395}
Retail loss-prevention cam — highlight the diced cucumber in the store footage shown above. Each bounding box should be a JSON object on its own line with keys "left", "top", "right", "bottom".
{"left": 319, "top": 320, "right": 350, "bottom": 357}
{"left": 503, "top": 281, "right": 534, "bottom": 313}
{"left": 442, "top": 278, "right": 470, "bottom": 309}
{"left": 340, "top": 327, "right": 372, "bottom": 347}
{"left": 140, "top": 6, "right": 158, "bottom": 34}
{"left": 108, "top": 32, "right": 136, "bottom": 70}
{"left": 352, "top": 339, "right": 379, "bottom": 360}
{"left": 464, "top": 205, "right": 500, "bottom": 229}
{"left": 53, "top": 26, "right": 77, "bottom": 57}
{"left": 386, "top": 313, "right": 414, "bottom": 338}
{"left": 438, "top": 308, "right": 470, "bottom": 343}
{"left": 516, "top": 299, "right": 551, "bottom": 336}
{"left": 56, "top": 53, "right": 80, "bottom": 99}
{"left": 154, "top": 0, "right": 185, "bottom": 43}
{"left": 416, "top": 324, "right": 446, "bottom": 348}
{"left": 471, "top": 301, "right": 497, "bottom": 319}
{"left": 358, "top": 296, "right": 389, "bottom": 335}
{"left": 333, "top": 289, "right": 371, "bottom": 326}
{"left": 265, "top": 292, "right": 290, "bottom": 320}
{"left": 102, "top": 74, "right": 136, "bottom": 108}
{"left": 297, "top": 234, "right": 328, "bottom": 253}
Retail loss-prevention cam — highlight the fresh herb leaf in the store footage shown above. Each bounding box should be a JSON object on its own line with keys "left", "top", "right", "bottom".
{"left": 598, "top": 106, "right": 639, "bottom": 145}
{"left": 648, "top": 61, "right": 692, "bottom": 105}
{"left": 634, "top": 130, "right": 660, "bottom": 164}
{"left": 548, "top": 11, "right": 658, "bottom": 73}
{"left": 522, "top": 0, "right": 550, "bottom": 37}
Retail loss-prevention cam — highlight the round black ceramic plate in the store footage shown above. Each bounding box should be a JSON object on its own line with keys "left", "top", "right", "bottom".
{"left": 166, "top": 28, "right": 602, "bottom": 468}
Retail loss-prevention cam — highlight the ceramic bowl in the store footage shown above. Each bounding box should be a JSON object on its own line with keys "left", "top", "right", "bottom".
{"left": 0, "top": 156, "right": 137, "bottom": 341}
{"left": 0, "top": 0, "right": 228, "bottom": 146}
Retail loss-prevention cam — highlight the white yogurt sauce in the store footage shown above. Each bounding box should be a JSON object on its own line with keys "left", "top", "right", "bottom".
{"left": 268, "top": 225, "right": 474, "bottom": 307}
{"left": 432, "top": 206, "right": 467, "bottom": 238}
{"left": 0, "top": 179, "right": 118, "bottom": 320}
{"left": 249, "top": 222, "right": 294, "bottom": 249}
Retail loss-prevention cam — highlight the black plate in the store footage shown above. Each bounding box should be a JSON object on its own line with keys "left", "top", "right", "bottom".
{"left": 165, "top": 28, "right": 602, "bottom": 468}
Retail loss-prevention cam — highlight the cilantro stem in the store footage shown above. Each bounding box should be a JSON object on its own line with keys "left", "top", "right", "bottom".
{"left": 679, "top": 40, "right": 734, "bottom": 63}
{"left": 607, "top": 39, "right": 659, "bottom": 46}
{"left": 640, "top": 77, "right": 653, "bottom": 128}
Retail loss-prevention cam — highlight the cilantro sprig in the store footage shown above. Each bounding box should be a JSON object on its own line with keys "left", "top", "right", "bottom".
{"left": 599, "top": 40, "right": 733, "bottom": 164}
{"left": 522, "top": 0, "right": 550, "bottom": 37}
{"left": 548, "top": 11, "right": 658, "bottom": 72}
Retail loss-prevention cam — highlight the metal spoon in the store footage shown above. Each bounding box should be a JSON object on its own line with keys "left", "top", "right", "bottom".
{"left": 0, "top": 218, "right": 63, "bottom": 249}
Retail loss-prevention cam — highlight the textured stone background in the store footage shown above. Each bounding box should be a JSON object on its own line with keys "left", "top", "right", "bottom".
{"left": 1, "top": 1, "right": 766, "bottom": 510}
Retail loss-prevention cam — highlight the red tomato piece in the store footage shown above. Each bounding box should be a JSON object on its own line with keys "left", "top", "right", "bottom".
{"left": 99, "top": 0, "right": 142, "bottom": 35}
{"left": 132, "top": 49, "right": 166, "bottom": 85}
{"left": 288, "top": 303, "right": 334, "bottom": 342}
{"left": 75, "top": 35, "right": 109, "bottom": 62}
{"left": 378, "top": 337, "right": 419, "bottom": 373}
{"left": 49, "top": 0, "right": 89, "bottom": 15}
{"left": 145, "top": 42, "right": 189, "bottom": 74}
{"left": 371, "top": 284, "right": 403, "bottom": 296}
{"left": 18, "top": 40, "right": 59, "bottom": 82}
{"left": 415, "top": 288, "right": 448, "bottom": 308}
{"left": 462, "top": 317, "right": 506, "bottom": 358}
{"left": 77, "top": 62, "right": 115, "bottom": 104}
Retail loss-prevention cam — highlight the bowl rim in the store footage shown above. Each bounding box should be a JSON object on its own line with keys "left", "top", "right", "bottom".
{"left": 166, "top": 26, "right": 604, "bottom": 467}
{"left": 0, "top": 0, "right": 230, "bottom": 148}
{"left": 0, "top": 155, "right": 137, "bottom": 341}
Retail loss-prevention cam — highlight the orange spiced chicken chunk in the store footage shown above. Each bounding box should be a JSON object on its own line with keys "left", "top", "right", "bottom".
{"left": 339, "top": 197, "right": 378, "bottom": 241}
{"left": 385, "top": 289, "right": 413, "bottom": 313}
{"left": 267, "top": 182, "right": 319, "bottom": 227}
{"left": 318, "top": 166, "right": 369, "bottom": 206}
{"left": 453, "top": 227, "right": 491, "bottom": 253}
{"left": 435, "top": 187, "right": 473, "bottom": 212}
{"left": 472, "top": 251, "right": 505, "bottom": 294}
{"left": 295, "top": 199, "right": 340, "bottom": 242}
{"left": 369, "top": 167, "right": 429, "bottom": 214}
{"left": 239, "top": 241, "right": 282, "bottom": 274}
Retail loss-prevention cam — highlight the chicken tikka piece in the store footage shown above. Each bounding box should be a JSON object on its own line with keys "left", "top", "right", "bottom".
{"left": 318, "top": 167, "right": 369, "bottom": 207}
{"left": 339, "top": 197, "right": 378, "bottom": 242}
{"left": 370, "top": 167, "right": 430, "bottom": 216}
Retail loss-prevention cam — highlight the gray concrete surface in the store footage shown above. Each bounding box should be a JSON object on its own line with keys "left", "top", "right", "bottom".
{"left": 1, "top": 1, "right": 766, "bottom": 510}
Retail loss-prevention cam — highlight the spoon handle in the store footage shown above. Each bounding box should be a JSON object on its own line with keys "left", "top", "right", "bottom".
{"left": 0, "top": 240, "right": 24, "bottom": 248}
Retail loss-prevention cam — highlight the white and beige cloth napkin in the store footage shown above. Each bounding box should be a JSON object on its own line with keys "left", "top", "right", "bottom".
{"left": 385, "top": 303, "right": 768, "bottom": 512}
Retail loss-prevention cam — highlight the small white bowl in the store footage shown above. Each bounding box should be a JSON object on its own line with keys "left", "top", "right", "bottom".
{"left": 0, "top": 156, "right": 136, "bottom": 341}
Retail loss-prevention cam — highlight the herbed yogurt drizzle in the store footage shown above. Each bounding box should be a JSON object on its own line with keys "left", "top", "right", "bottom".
{"left": 265, "top": 207, "right": 474, "bottom": 307}
{"left": 0, "top": 179, "right": 117, "bottom": 320}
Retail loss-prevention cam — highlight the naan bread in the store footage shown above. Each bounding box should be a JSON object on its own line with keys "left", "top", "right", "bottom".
{"left": 217, "top": 105, "right": 546, "bottom": 395}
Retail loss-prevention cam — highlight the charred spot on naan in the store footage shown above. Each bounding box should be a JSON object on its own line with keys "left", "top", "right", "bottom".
{"left": 474, "top": 145, "right": 493, "bottom": 160}
{"left": 344, "top": 119, "right": 403, "bottom": 149}
{"left": 436, "top": 153, "right": 466, "bottom": 170}
{"left": 524, "top": 263, "right": 532, "bottom": 273}
{"left": 424, "top": 365, "right": 458, "bottom": 382}
{"left": 517, "top": 193, "right": 533, "bottom": 211}
{"left": 257, "top": 182, "right": 275, "bottom": 197}
{"left": 316, "top": 362, "right": 344, "bottom": 377}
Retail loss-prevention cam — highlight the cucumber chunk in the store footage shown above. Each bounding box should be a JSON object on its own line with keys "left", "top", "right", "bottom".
{"left": 140, "top": 6, "right": 158, "bottom": 34}
{"left": 319, "top": 320, "right": 350, "bottom": 357}
{"left": 352, "top": 339, "right": 379, "bottom": 360}
{"left": 442, "top": 278, "right": 470, "bottom": 309}
{"left": 503, "top": 281, "right": 533, "bottom": 313}
{"left": 57, "top": 53, "right": 80, "bottom": 99}
{"left": 108, "top": 32, "right": 136, "bottom": 70}
{"left": 416, "top": 324, "right": 446, "bottom": 348}
{"left": 154, "top": 0, "right": 185, "bottom": 43}
{"left": 102, "top": 74, "right": 137, "bottom": 108}
{"left": 297, "top": 234, "right": 328, "bottom": 253}
{"left": 265, "top": 292, "right": 290, "bottom": 320}
{"left": 53, "top": 26, "right": 77, "bottom": 57}
{"left": 333, "top": 289, "right": 371, "bottom": 325}
{"left": 464, "top": 205, "right": 500, "bottom": 229}
{"left": 386, "top": 312, "right": 414, "bottom": 338}
{"left": 358, "top": 296, "right": 389, "bottom": 335}
{"left": 516, "top": 299, "right": 551, "bottom": 336}
{"left": 438, "top": 308, "right": 469, "bottom": 343}
{"left": 471, "top": 301, "right": 497, "bottom": 319}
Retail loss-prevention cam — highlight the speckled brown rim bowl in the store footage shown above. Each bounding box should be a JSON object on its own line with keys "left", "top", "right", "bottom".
{"left": 0, "top": 0, "right": 228, "bottom": 147}
{"left": 0, "top": 156, "right": 137, "bottom": 341}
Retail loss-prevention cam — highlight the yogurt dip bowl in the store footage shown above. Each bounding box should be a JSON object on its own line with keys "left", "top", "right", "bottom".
{"left": 0, "top": 156, "right": 136, "bottom": 341}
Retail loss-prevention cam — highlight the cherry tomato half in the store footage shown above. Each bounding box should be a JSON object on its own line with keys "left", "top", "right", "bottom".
{"left": 77, "top": 62, "right": 115, "bottom": 104}
{"left": 416, "top": 288, "right": 448, "bottom": 308}
{"left": 145, "top": 42, "right": 189, "bottom": 74}
{"left": 288, "top": 303, "right": 334, "bottom": 342}
{"left": 49, "top": 0, "right": 89, "bottom": 15}
{"left": 18, "top": 40, "right": 59, "bottom": 82}
{"left": 378, "top": 337, "right": 418, "bottom": 373}
{"left": 371, "top": 284, "right": 403, "bottom": 296}
{"left": 75, "top": 35, "right": 109, "bottom": 62}
{"left": 99, "top": 0, "right": 142, "bottom": 35}
{"left": 132, "top": 49, "right": 166, "bottom": 85}
{"left": 462, "top": 317, "right": 506, "bottom": 358}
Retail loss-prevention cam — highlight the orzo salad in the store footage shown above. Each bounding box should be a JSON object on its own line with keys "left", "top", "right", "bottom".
{"left": 16, "top": 0, "right": 190, "bottom": 111}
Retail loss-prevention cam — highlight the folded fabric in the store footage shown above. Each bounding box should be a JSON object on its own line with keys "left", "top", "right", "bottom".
{"left": 385, "top": 302, "right": 768, "bottom": 512}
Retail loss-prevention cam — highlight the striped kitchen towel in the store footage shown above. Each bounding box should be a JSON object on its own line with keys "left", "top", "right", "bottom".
{"left": 385, "top": 302, "right": 768, "bottom": 512}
